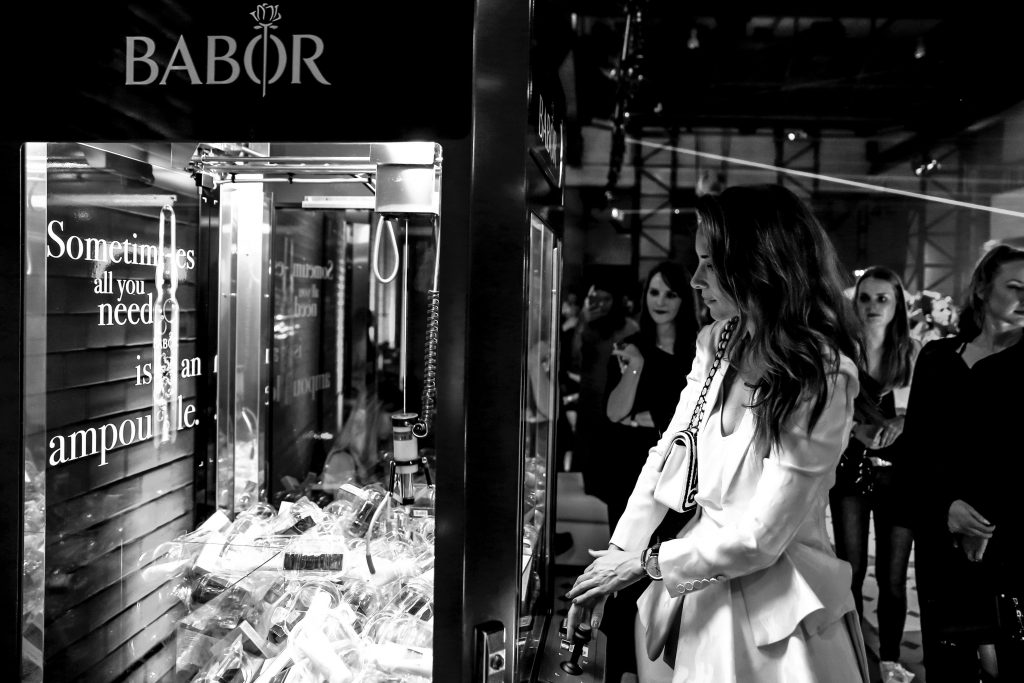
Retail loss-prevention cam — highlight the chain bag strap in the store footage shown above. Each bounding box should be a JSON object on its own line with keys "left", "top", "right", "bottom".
{"left": 652, "top": 317, "right": 738, "bottom": 512}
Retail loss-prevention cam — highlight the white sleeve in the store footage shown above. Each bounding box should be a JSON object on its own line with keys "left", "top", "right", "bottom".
{"left": 608, "top": 322, "right": 717, "bottom": 551}
{"left": 657, "top": 361, "right": 859, "bottom": 596}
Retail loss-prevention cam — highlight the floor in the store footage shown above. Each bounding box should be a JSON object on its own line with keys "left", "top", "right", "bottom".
{"left": 825, "top": 505, "right": 926, "bottom": 682}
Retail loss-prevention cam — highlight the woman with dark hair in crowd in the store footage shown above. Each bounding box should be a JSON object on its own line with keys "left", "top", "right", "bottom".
{"left": 567, "top": 184, "right": 869, "bottom": 682}
{"left": 831, "top": 266, "right": 921, "bottom": 683}
{"left": 571, "top": 275, "right": 639, "bottom": 498}
{"left": 899, "top": 243, "right": 1024, "bottom": 682}
{"left": 602, "top": 261, "right": 700, "bottom": 532}
{"left": 597, "top": 260, "right": 700, "bottom": 683}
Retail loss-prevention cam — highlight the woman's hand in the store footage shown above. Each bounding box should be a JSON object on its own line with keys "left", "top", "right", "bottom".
{"left": 565, "top": 547, "right": 645, "bottom": 633}
{"left": 566, "top": 593, "right": 609, "bottom": 637}
{"left": 611, "top": 343, "right": 644, "bottom": 375}
{"left": 874, "top": 416, "right": 905, "bottom": 449}
{"left": 959, "top": 534, "right": 989, "bottom": 563}
{"left": 631, "top": 410, "right": 656, "bottom": 428}
{"left": 947, "top": 499, "right": 995, "bottom": 538}
{"left": 851, "top": 422, "right": 882, "bottom": 449}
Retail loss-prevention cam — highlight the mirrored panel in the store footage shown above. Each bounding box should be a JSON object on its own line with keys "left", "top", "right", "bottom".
{"left": 517, "top": 212, "right": 561, "bottom": 677}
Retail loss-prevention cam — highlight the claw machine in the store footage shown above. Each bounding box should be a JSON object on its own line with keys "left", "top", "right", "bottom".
{"left": 8, "top": 0, "right": 571, "bottom": 681}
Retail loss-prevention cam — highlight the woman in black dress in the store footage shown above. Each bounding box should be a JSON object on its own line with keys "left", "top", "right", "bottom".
{"left": 596, "top": 260, "right": 699, "bottom": 683}
{"left": 898, "top": 243, "right": 1024, "bottom": 682}
{"left": 601, "top": 261, "right": 700, "bottom": 533}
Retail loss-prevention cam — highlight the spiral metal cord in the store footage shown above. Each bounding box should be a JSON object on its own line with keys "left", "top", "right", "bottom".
{"left": 413, "top": 289, "right": 440, "bottom": 438}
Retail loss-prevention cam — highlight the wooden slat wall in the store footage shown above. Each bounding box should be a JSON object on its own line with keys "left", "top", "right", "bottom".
{"left": 38, "top": 145, "right": 205, "bottom": 683}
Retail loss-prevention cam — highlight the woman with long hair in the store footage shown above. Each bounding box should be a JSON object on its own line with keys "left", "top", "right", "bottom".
{"left": 597, "top": 261, "right": 700, "bottom": 683}
{"left": 898, "top": 243, "right": 1024, "bottom": 682}
{"left": 603, "top": 260, "right": 700, "bottom": 531}
{"left": 566, "top": 184, "right": 869, "bottom": 682}
{"left": 831, "top": 266, "right": 921, "bottom": 683}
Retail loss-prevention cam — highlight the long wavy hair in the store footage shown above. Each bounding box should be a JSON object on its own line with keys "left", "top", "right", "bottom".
{"left": 854, "top": 266, "right": 915, "bottom": 392}
{"left": 695, "top": 184, "right": 862, "bottom": 451}
{"left": 957, "top": 243, "right": 1024, "bottom": 340}
{"left": 637, "top": 261, "right": 699, "bottom": 357}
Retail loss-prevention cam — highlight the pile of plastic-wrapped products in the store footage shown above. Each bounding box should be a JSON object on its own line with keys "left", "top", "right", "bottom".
{"left": 141, "top": 481, "right": 436, "bottom": 683}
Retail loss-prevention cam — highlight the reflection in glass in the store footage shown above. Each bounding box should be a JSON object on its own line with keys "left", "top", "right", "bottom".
{"left": 22, "top": 142, "right": 202, "bottom": 681}
{"left": 518, "top": 214, "right": 561, "bottom": 677}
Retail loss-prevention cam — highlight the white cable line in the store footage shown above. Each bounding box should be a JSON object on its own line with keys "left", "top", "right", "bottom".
{"left": 627, "top": 136, "right": 1024, "bottom": 219}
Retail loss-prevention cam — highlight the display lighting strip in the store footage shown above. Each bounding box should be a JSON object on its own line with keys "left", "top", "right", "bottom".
{"left": 624, "top": 134, "right": 1024, "bottom": 220}
{"left": 29, "top": 193, "right": 178, "bottom": 208}
{"left": 190, "top": 155, "right": 377, "bottom": 191}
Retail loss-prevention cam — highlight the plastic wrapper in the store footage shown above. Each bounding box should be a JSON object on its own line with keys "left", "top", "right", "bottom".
{"left": 135, "top": 479, "right": 435, "bottom": 682}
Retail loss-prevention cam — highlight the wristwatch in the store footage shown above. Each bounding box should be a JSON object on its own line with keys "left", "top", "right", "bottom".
{"left": 641, "top": 542, "right": 663, "bottom": 580}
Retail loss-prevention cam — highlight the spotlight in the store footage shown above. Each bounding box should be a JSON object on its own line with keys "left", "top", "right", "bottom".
{"left": 913, "top": 157, "right": 941, "bottom": 177}
{"left": 687, "top": 27, "right": 700, "bottom": 50}
{"left": 785, "top": 129, "right": 808, "bottom": 142}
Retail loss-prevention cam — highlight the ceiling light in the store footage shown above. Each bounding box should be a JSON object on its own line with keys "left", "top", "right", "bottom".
{"left": 687, "top": 28, "right": 700, "bottom": 50}
{"left": 914, "top": 37, "right": 926, "bottom": 60}
{"left": 913, "top": 157, "right": 941, "bottom": 177}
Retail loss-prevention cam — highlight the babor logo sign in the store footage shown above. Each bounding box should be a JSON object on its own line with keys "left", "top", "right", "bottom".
{"left": 125, "top": 3, "right": 331, "bottom": 96}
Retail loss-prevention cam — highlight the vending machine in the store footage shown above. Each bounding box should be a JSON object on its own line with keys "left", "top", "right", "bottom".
{"left": 10, "top": 1, "right": 586, "bottom": 682}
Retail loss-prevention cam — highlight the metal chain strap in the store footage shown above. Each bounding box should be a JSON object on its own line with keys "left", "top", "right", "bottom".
{"left": 686, "top": 317, "right": 738, "bottom": 431}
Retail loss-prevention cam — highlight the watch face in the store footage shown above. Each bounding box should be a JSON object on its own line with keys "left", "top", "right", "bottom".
{"left": 645, "top": 553, "right": 662, "bottom": 579}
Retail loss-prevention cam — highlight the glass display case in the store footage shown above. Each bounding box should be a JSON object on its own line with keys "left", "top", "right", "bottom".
{"left": 22, "top": 140, "right": 449, "bottom": 683}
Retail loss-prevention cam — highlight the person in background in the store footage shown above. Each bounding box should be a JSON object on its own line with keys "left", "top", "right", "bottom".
{"left": 909, "top": 290, "right": 959, "bottom": 345}
{"left": 567, "top": 184, "right": 869, "bottom": 682}
{"left": 602, "top": 261, "right": 700, "bottom": 532}
{"left": 597, "top": 261, "right": 699, "bottom": 683}
{"left": 571, "top": 276, "right": 639, "bottom": 499}
{"left": 897, "top": 243, "right": 1024, "bottom": 682}
{"left": 957, "top": 309, "right": 1024, "bottom": 681}
{"left": 830, "top": 266, "right": 921, "bottom": 683}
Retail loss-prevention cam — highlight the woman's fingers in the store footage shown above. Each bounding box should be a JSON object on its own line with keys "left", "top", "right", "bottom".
{"left": 967, "top": 507, "right": 992, "bottom": 527}
{"left": 566, "top": 600, "right": 590, "bottom": 635}
{"left": 571, "top": 585, "right": 605, "bottom": 606}
{"left": 589, "top": 594, "right": 609, "bottom": 629}
{"left": 964, "top": 508, "right": 995, "bottom": 537}
{"left": 569, "top": 573, "right": 606, "bottom": 598}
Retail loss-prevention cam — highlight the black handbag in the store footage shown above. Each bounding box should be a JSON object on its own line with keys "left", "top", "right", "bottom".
{"left": 835, "top": 442, "right": 876, "bottom": 496}
{"left": 998, "top": 592, "right": 1024, "bottom": 644}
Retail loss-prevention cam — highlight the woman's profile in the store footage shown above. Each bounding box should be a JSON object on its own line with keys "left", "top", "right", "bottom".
{"left": 566, "top": 183, "right": 869, "bottom": 682}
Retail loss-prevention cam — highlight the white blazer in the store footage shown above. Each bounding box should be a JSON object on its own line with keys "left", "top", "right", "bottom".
{"left": 610, "top": 319, "right": 860, "bottom": 648}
